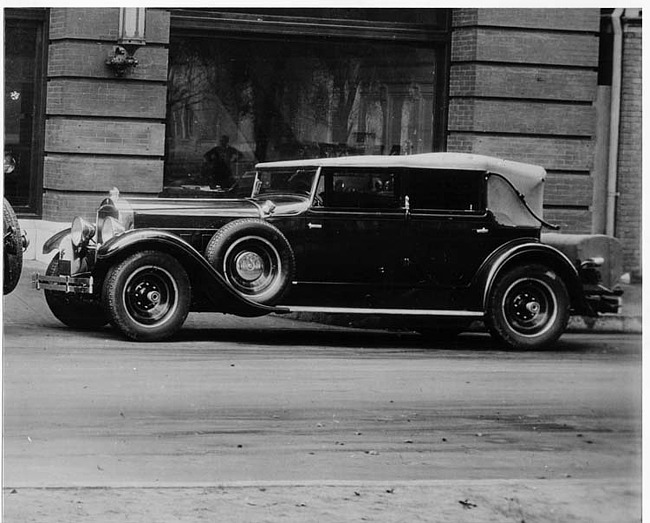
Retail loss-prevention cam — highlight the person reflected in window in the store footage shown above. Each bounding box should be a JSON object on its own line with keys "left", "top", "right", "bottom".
{"left": 202, "top": 135, "right": 242, "bottom": 189}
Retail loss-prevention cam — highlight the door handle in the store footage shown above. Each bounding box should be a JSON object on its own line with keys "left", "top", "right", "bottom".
{"left": 308, "top": 222, "right": 323, "bottom": 230}
{"left": 474, "top": 227, "right": 489, "bottom": 234}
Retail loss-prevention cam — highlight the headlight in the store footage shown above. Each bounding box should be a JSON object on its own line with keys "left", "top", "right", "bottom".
{"left": 70, "top": 216, "right": 96, "bottom": 248}
{"left": 96, "top": 188, "right": 133, "bottom": 244}
{"left": 100, "top": 216, "right": 126, "bottom": 243}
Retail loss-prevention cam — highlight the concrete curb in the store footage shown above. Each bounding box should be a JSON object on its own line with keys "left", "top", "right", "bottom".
{"left": 566, "top": 314, "right": 642, "bottom": 334}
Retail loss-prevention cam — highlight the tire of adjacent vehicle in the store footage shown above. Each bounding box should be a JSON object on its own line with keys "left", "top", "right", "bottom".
{"left": 486, "top": 264, "right": 570, "bottom": 350}
{"left": 102, "top": 250, "right": 191, "bottom": 342}
{"left": 44, "top": 254, "right": 109, "bottom": 329}
{"left": 3, "top": 198, "right": 22, "bottom": 295}
{"left": 204, "top": 219, "right": 295, "bottom": 305}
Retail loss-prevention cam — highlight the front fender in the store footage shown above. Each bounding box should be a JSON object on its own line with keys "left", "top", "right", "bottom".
{"left": 42, "top": 228, "right": 71, "bottom": 254}
{"left": 97, "top": 229, "right": 286, "bottom": 317}
{"left": 474, "top": 238, "right": 591, "bottom": 315}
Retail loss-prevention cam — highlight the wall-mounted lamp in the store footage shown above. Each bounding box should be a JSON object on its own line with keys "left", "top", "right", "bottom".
{"left": 106, "top": 8, "right": 146, "bottom": 77}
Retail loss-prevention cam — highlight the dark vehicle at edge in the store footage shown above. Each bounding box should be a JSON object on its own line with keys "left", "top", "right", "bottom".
{"left": 3, "top": 198, "right": 26, "bottom": 295}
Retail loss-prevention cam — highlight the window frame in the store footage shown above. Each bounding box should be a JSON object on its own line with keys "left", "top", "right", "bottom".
{"left": 170, "top": 9, "right": 450, "bottom": 43}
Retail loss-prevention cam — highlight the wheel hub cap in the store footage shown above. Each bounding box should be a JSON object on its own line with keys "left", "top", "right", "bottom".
{"left": 222, "top": 235, "right": 283, "bottom": 302}
{"left": 512, "top": 292, "right": 542, "bottom": 321}
{"left": 133, "top": 281, "right": 163, "bottom": 310}
{"left": 234, "top": 251, "right": 264, "bottom": 281}
{"left": 526, "top": 301, "right": 540, "bottom": 315}
{"left": 502, "top": 278, "right": 558, "bottom": 338}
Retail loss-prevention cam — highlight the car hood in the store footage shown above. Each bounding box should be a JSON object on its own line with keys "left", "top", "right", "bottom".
{"left": 125, "top": 194, "right": 310, "bottom": 225}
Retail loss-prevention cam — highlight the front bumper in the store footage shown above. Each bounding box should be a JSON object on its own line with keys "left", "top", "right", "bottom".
{"left": 32, "top": 273, "right": 94, "bottom": 294}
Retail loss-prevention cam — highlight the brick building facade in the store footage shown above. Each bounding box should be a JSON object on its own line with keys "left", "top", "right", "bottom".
{"left": 448, "top": 9, "right": 600, "bottom": 234}
{"left": 3, "top": 8, "right": 642, "bottom": 274}
{"left": 43, "top": 8, "right": 169, "bottom": 220}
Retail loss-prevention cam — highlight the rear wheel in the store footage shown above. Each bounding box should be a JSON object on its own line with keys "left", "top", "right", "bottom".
{"left": 103, "top": 250, "right": 191, "bottom": 341}
{"left": 44, "top": 254, "right": 108, "bottom": 329}
{"left": 486, "top": 264, "right": 569, "bottom": 350}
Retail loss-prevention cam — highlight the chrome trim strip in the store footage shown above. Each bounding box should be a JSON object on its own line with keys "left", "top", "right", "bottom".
{"left": 284, "top": 306, "right": 483, "bottom": 317}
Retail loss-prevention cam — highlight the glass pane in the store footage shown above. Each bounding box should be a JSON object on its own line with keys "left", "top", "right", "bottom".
{"left": 4, "top": 21, "right": 39, "bottom": 208}
{"left": 408, "top": 169, "right": 485, "bottom": 212}
{"left": 164, "top": 35, "right": 438, "bottom": 189}
{"left": 327, "top": 169, "right": 399, "bottom": 209}
{"left": 255, "top": 167, "right": 318, "bottom": 197}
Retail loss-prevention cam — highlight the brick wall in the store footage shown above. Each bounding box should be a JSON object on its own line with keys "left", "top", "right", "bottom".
{"left": 448, "top": 8, "right": 600, "bottom": 234}
{"left": 615, "top": 17, "right": 642, "bottom": 276}
{"left": 43, "top": 8, "right": 170, "bottom": 222}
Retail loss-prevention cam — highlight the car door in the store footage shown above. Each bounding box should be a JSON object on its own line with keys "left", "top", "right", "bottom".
{"left": 294, "top": 167, "right": 408, "bottom": 306}
{"left": 403, "top": 168, "right": 505, "bottom": 298}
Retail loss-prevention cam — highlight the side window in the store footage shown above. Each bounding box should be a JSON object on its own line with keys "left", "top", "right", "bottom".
{"left": 322, "top": 169, "right": 400, "bottom": 209}
{"left": 407, "top": 169, "right": 485, "bottom": 213}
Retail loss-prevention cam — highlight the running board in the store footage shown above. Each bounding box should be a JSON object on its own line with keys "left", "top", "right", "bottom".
{"left": 283, "top": 306, "right": 484, "bottom": 317}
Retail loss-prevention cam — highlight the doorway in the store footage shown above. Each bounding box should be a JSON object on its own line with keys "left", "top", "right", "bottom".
{"left": 4, "top": 9, "right": 47, "bottom": 215}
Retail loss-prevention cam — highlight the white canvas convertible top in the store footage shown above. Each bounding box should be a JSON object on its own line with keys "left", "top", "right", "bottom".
{"left": 256, "top": 153, "right": 547, "bottom": 228}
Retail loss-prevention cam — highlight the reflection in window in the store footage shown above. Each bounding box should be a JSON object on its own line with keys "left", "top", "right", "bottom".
{"left": 164, "top": 35, "right": 438, "bottom": 189}
{"left": 326, "top": 170, "right": 400, "bottom": 209}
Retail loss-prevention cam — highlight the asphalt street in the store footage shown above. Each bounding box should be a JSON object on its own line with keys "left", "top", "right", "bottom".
{"left": 2, "top": 261, "right": 643, "bottom": 522}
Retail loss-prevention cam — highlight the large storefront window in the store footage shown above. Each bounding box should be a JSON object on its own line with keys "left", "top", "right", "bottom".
{"left": 164, "top": 10, "right": 448, "bottom": 190}
{"left": 4, "top": 9, "right": 46, "bottom": 214}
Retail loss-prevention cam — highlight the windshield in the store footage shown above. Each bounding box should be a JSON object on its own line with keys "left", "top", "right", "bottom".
{"left": 253, "top": 168, "right": 319, "bottom": 198}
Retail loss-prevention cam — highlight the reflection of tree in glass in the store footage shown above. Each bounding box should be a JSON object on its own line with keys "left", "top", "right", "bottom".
{"left": 166, "top": 36, "right": 434, "bottom": 179}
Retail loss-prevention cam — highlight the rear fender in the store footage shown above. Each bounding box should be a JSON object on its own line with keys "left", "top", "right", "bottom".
{"left": 97, "top": 229, "right": 285, "bottom": 317}
{"left": 474, "top": 239, "right": 592, "bottom": 315}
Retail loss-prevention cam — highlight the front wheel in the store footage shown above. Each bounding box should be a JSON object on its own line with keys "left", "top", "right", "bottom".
{"left": 102, "top": 250, "right": 191, "bottom": 342}
{"left": 486, "top": 264, "right": 570, "bottom": 350}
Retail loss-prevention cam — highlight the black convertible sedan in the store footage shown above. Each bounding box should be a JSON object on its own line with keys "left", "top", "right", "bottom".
{"left": 33, "top": 153, "right": 623, "bottom": 349}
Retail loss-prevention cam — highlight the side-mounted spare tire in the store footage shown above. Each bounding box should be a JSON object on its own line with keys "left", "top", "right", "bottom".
{"left": 44, "top": 254, "right": 109, "bottom": 329}
{"left": 486, "top": 263, "right": 570, "bottom": 350}
{"left": 3, "top": 198, "right": 23, "bottom": 295}
{"left": 205, "top": 219, "right": 295, "bottom": 305}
